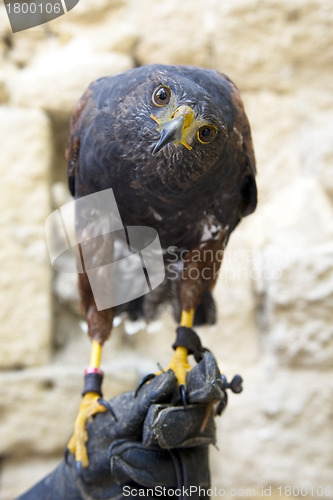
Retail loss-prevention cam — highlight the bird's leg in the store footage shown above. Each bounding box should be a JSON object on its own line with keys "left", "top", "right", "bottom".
{"left": 67, "top": 272, "right": 115, "bottom": 469}
{"left": 167, "top": 227, "right": 228, "bottom": 401}
{"left": 167, "top": 308, "right": 194, "bottom": 387}
{"left": 67, "top": 339, "right": 108, "bottom": 469}
{"left": 135, "top": 309, "right": 195, "bottom": 399}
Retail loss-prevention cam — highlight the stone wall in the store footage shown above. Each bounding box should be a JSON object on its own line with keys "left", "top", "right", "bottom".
{"left": 0, "top": 0, "right": 332, "bottom": 498}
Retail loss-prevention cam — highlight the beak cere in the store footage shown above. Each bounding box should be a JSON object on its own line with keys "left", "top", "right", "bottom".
{"left": 152, "top": 105, "right": 194, "bottom": 155}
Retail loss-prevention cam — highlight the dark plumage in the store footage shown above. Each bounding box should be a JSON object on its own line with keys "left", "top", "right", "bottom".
{"left": 67, "top": 64, "right": 257, "bottom": 336}
{"left": 66, "top": 64, "right": 257, "bottom": 468}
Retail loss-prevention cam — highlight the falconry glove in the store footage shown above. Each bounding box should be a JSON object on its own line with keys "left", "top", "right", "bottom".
{"left": 17, "top": 351, "right": 231, "bottom": 500}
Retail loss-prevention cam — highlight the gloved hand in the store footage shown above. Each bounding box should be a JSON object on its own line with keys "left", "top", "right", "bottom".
{"left": 17, "top": 351, "right": 230, "bottom": 500}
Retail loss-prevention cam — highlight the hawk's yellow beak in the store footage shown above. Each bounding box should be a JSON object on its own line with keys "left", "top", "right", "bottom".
{"left": 151, "top": 105, "right": 194, "bottom": 155}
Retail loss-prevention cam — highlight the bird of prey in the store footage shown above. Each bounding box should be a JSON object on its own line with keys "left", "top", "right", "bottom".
{"left": 66, "top": 64, "right": 257, "bottom": 468}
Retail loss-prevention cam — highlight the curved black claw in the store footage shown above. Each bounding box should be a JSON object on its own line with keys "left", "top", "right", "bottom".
{"left": 179, "top": 384, "right": 187, "bottom": 408}
{"left": 97, "top": 398, "right": 118, "bottom": 422}
{"left": 75, "top": 460, "right": 83, "bottom": 479}
{"left": 216, "top": 393, "right": 228, "bottom": 416}
{"left": 134, "top": 373, "right": 156, "bottom": 398}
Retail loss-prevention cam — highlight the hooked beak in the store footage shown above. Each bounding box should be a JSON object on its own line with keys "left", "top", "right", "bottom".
{"left": 152, "top": 115, "right": 185, "bottom": 155}
{"left": 151, "top": 105, "right": 194, "bottom": 155}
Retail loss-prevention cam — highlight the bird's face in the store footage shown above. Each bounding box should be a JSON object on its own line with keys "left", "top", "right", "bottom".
{"left": 112, "top": 67, "right": 234, "bottom": 186}
{"left": 146, "top": 77, "right": 229, "bottom": 166}
{"left": 150, "top": 84, "right": 220, "bottom": 155}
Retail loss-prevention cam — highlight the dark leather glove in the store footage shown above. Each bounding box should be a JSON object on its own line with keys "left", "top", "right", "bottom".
{"left": 17, "top": 351, "right": 229, "bottom": 500}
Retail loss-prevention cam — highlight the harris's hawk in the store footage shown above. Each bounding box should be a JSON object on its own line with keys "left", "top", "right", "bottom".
{"left": 66, "top": 64, "right": 257, "bottom": 468}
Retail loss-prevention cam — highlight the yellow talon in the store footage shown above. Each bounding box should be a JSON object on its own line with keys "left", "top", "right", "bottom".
{"left": 67, "top": 392, "right": 106, "bottom": 467}
{"left": 167, "top": 346, "right": 191, "bottom": 386}
{"left": 141, "top": 309, "right": 196, "bottom": 393}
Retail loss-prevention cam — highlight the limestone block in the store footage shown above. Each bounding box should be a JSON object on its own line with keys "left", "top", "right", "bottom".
{"left": 133, "top": 0, "right": 215, "bottom": 68}
{"left": 49, "top": 182, "right": 80, "bottom": 314}
{"left": 0, "top": 71, "right": 9, "bottom": 103}
{"left": 207, "top": 88, "right": 333, "bottom": 208}
{"left": 243, "top": 177, "right": 333, "bottom": 250}
{"left": 211, "top": 0, "right": 333, "bottom": 92}
{"left": 294, "top": 91, "right": 333, "bottom": 200}
{"left": 83, "top": 17, "right": 139, "bottom": 55}
{"left": 246, "top": 176, "right": 333, "bottom": 369}
{"left": 134, "top": 0, "right": 333, "bottom": 92}
{"left": 9, "top": 38, "right": 133, "bottom": 120}
{"left": 59, "top": 0, "right": 128, "bottom": 22}
{"left": 0, "top": 367, "right": 85, "bottom": 456}
{"left": 53, "top": 270, "right": 80, "bottom": 314}
{"left": 0, "top": 61, "right": 17, "bottom": 105}
{"left": 210, "top": 367, "right": 333, "bottom": 489}
{"left": 248, "top": 90, "right": 333, "bottom": 204}
{"left": 0, "top": 361, "right": 138, "bottom": 456}
{"left": 243, "top": 176, "right": 333, "bottom": 369}
{"left": 51, "top": 3, "right": 139, "bottom": 54}
{"left": 4, "top": 28, "right": 54, "bottom": 69}
{"left": 254, "top": 242, "right": 333, "bottom": 369}
{"left": 0, "top": 25, "right": 11, "bottom": 92}
{"left": 242, "top": 91, "right": 307, "bottom": 204}
{"left": 200, "top": 225, "right": 262, "bottom": 370}
{"left": 0, "top": 107, "right": 52, "bottom": 368}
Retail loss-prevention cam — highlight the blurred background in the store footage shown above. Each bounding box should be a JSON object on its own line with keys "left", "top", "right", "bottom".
{"left": 0, "top": 0, "right": 332, "bottom": 498}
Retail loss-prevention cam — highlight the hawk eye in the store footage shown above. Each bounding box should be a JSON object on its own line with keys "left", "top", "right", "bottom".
{"left": 152, "top": 85, "right": 171, "bottom": 107}
{"left": 197, "top": 125, "right": 218, "bottom": 144}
